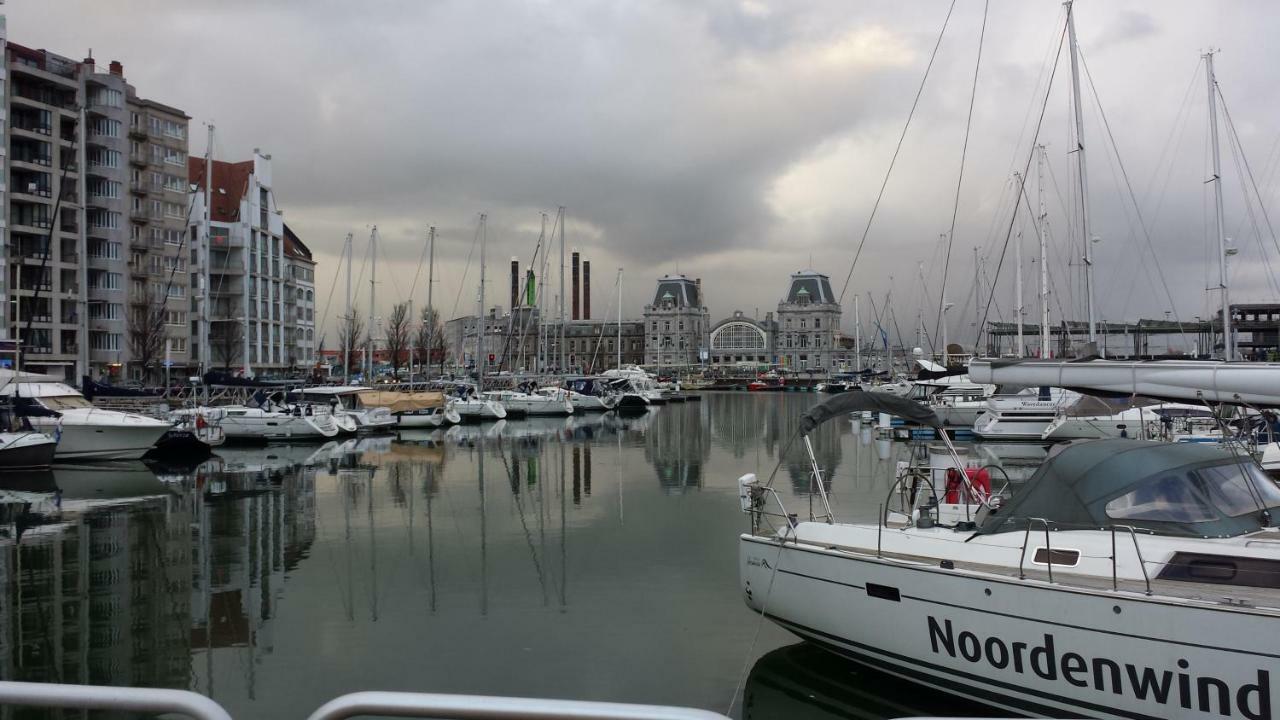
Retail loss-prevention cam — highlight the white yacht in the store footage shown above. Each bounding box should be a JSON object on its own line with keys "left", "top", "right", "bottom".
{"left": 738, "top": 391, "right": 1280, "bottom": 720}
{"left": 971, "top": 386, "right": 1080, "bottom": 440}
{"left": 1, "top": 381, "right": 169, "bottom": 460}
{"left": 536, "top": 386, "right": 615, "bottom": 412}
{"left": 603, "top": 366, "right": 666, "bottom": 404}
{"left": 220, "top": 401, "right": 340, "bottom": 442}
{"left": 350, "top": 389, "right": 460, "bottom": 428}
{"left": 1041, "top": 401, "right": 1216, "bottom": 441}
{"left": 448, "top": 384, "right": 507, "bottom": 422}
{"left": 482, "top": 389, "right": 573, "bottom": 416}
{"left": 557, "top": 377, "right": 621, "bottom": 411}
{"left": 157, "top": 406, "right": 227, "bottom": 454}
{"left": 295, "top": 386, "right": 397, "bottom": 433}
{"left": 905, "top": 379, "right": 994, "bottom": 428}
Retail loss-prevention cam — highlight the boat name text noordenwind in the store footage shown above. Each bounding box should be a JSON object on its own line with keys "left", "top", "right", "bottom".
{"left": 927, "top": 617, "right": 1270, "bottom": 719}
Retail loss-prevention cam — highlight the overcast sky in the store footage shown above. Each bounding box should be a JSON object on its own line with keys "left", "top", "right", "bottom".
{"left": 12, "top": 1, "right": 1280, "bottom": 352}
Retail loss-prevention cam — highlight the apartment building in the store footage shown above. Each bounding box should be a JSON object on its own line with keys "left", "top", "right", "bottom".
{"left": 189, "top": 152, "right": 314, "bottom": 376}
{"left": 124, "top": 91, "right": 191, "bottom": 379}
{"left": 4, "top": 41, "right": 192, "bottom": 381}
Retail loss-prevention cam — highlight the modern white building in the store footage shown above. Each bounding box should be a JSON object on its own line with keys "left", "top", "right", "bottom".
{"left": 189, "top": 152, "right": 314, "bottom": 376}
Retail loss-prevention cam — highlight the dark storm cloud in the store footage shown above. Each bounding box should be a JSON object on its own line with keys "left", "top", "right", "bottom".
{"left": 10, "top": 0, "right": 1280, "bottom": 344}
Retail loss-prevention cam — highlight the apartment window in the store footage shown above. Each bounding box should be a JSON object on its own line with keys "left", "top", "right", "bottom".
{"left": 150, "top": 144, "right": 163, "bottom": 163}
{"left": 88, "top": 240, "right": 121, "bottom": 260}
{"left": 90, "top": 87, "right": 123, "bottom": 108}
{"left": 165, "top": 310, "right": 186, "bottom": 325}
{"left": 87, "top": 210, "right": 120, "bottom": 229}
{"left": 88, "top": 178, "right": 121, "bottom": 199}
{"left": 163, "top": 202, "right": 184, "bottom": 219}
{"left": 163, "top": 120, "right": 185, "bottom": 139}
{"left": 164, "top": 174, "right": 185, "bottom": 192}
{"left": 170, "top": 337, "right": 187, "bottom": 352}
{"left": 164, "top": 229, "right": 184, "bottom": 246}
{"left": 814, "top": 318, "right": 821, "bottom": 329}
{"left": 88, "top": 148, "right": 120, "bottom": 169}
{"left": 90, "top": 117, "right": 120, "bottom": 138}
{"left": 149, "top": 116, "right": 163, "bottom": 135}
{"left": 163, "top": 147, "right": 185, "bottom": 166}
{"left": 90, "top": 332, "right": 122, "bottom": 351}
{"left": 163, "top": 256, "right": 186, "bottom": 271}
{"left": 167, "top": 284, "right": 186, "bottom": 298}
{"left": 151, "top": 171, "right": 164, "bottom": 189}
{"left": 800, "top": 319, "right": 807, "bottom": 329}
{"left": 89, "top": 303, "right": 123, "bottom": 320}
{"left": 151, "top": 200, "right": 162, "bottom": 217}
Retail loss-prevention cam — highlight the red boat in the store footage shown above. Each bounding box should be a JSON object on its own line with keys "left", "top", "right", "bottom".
{"left": 747, "top": 373, "right": 785, "bottom": 392}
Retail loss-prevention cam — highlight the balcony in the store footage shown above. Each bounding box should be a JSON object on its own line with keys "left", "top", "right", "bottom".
{"left": 129, "top": 180, "right": 148, "bottom": 195}
{"left": 11, "top": 122, "right": 53, "bottom": 138}
{"left": 128, "top": 125, "right": 147, "bottom": 140}
{"left": 128, "top": 149, "right": 147, "bottom": 167}
{"left": 129, "top": 209, "right": 151, "bottom": 225}
{"left": 18, "top": 281, "right": 53, "bottom": 293}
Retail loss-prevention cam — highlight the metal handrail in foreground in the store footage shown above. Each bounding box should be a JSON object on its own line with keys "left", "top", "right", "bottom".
{"left": 0, "top": 681, "right": 231, "bottom": 720}
{"left": 305, "top": 691, "right": 732, "bottom": 720}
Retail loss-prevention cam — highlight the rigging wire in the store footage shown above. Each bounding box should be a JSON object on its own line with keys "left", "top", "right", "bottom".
{"left": 932, "top": 0, "right": 990, "bottom": 360}
{"left": 1218, "top": 84, "right": 1280, "bottom": 269}
{"left": 837, "top": 0, "right": 957, "bottom": 305}
{"left": 976, "top": 18, "right": 1068, "bottom": 352}
{"left": 1077, "top": 49, "right": 1190, "bottom": 347}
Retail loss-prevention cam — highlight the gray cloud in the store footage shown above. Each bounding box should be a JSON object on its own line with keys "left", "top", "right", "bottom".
{"left": 11, "top": 0, "right": 1280, "bottom": 350}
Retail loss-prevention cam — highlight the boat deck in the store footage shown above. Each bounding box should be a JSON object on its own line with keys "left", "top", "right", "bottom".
{"left": 784, "top": 537, "right": 1280, "bottom": 614}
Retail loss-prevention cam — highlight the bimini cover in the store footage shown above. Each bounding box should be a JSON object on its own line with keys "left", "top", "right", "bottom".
{"left": 356, "top": 391, "right": 445, "bottom": 413}
{"left": 978, "top": 439, "right": 1280, "bottom": 538}
{"left": 798, "top": 391, "right": 941, "bottom": 435}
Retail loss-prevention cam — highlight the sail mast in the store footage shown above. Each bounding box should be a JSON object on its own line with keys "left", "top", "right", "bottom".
{"left": 478, "top": 214, "right": 487, "bottom": 393}
{"left": 426, "top": 226, "right": 435, "bottom": 379}
{"left": 1065, "top": 0, "right": 1098, "bottom": 351}
{"left": 1205, "top": 50, "right": 1233, "bottom": 360}
{"left": 616, "top": 268, "right": 623, "bottom": 370}
{"left": 343, "top": 232, "right": 352, "bottom": 384}
{"left": 367, "top": 227, "right": 377, "bottom": 381}
{"left": 559, "top": 207, "right": 566, "bottom": 373}
{"left": 854, "top": 294, "right": 861, "bottom": 373}
{"left": 1038, "top": 144, "right": 1051, "bottom": 358}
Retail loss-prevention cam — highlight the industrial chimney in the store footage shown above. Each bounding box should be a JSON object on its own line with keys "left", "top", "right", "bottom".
{"left": 510, "top": 258, "right": 519, "bottom": 311}
{"left": 572, "top": 251, "right": 581, "bottom": 320}
{"left": 583, "top": 261, "right": 591, "bottom": 320}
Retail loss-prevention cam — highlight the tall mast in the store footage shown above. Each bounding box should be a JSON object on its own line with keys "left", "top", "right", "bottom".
{"left": 477, "top": 214, "right": 487, "bottom": 392}
{"left": 343, "top": 232, "right": 352, "bottom": 384}
{"left": 1038, "top": 144, "right": 1051, "bottom": 358}
{"left": 558, "top": 207, "right": 566, "bottom": 373}
{"left": 426, "top": 226, "right": 435, "bottom": 378}
{"left": 1205, "top": 50, "right": 1232, "bottom": 360}
{"left": 973, "top": 246, "right": 981, "bottom": 352}
{"left": 1065, "top": 0, "right": 1098, "bottom": 350}
{"left": 853, "top": 294, "right": 861, "bottom": 373}
{"left": 200, "top": 124, "right": 213, "bottom": 374}
{"left": 616, "top": 268, "right": 622, "bottom": 370}
{"left": 367, "top": 227, "right": 376, "bottom": 380}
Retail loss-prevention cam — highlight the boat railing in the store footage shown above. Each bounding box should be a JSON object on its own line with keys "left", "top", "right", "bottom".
{"left": 1015, "top": 517, "right": 1153, "bottom": 595}
{"left": 0, "top": 682, "right": 731, "bottom": 720}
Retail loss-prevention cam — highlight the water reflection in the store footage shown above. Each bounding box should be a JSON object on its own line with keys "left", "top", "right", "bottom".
{"left": 0, "top": 394, "right": 1036, "bottom": 718}
{"left": 744, "top": 643, "right": 1014, "bottom": 720}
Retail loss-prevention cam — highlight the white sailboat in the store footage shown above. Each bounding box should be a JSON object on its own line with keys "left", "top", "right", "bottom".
{"left": 295, "top": 386, "right": 397, "bottom": 432}
{"left": 738, "top": 391, "right": 1280, "bottom": 720}
{"left": 220, "top": 400, "right": 340, "bottom": 442}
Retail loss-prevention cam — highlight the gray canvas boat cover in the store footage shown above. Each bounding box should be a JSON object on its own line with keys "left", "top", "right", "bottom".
{"left": 799, "top": 392, "right": 942, "bottom": 435}
{"left": 978, "top": 439, "right": 1280, "bottom": 537}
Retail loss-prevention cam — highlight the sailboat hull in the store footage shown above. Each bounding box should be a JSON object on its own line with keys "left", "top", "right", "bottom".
{"left": 741, "top": 535, "right": 1278, "bottom": 720}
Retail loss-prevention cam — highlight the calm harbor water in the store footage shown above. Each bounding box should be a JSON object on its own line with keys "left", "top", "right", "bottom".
{"left": 0, "top": 393, "right": 1023, "bottom": 719}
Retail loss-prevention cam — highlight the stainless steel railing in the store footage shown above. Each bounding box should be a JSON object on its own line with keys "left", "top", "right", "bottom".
{"left": 0, "top": 683, "right": 733, "bottom": 720}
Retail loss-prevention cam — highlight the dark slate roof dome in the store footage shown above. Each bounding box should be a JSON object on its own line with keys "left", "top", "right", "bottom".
{"left": 785, "top": 271, "right": 835, "bottom": 304}
{"left": 652, "top": 274, "right": 701, "bottom": 308}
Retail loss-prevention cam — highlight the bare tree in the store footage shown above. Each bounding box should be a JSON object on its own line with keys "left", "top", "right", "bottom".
{"left": 415, "top": 306, "right": 446, "bottom": 377}
{"left": 211, "top": 321, "right": 244, "bottom": 371}
{"left": 127, "top": 296, "right": 168, "bottom": 383}
{"left": 338, "top": 313, "right": 365, "bottom": 374}
{"left": 384, "top": 302, "right": 411, "bottom": 379}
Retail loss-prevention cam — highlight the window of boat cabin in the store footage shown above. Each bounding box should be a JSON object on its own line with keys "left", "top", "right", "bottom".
{"left": 1105, "top": 461, "right": 1280, "bottom": 524}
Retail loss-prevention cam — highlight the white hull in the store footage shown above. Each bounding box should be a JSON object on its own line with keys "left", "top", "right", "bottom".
{"left": 454, "top": 399, "right": 506, "bottom": 421}
{"left": 931, "top": 404, "right": 985, "bottom": 427}
{"left": 221, "top": 409, "right": 339, "bottom": 441}
{"left": 741, "top": 535, "right": 1277, "bottom": 720}
{"left": 27, "top": 415, "right": 169, "bottom": 461}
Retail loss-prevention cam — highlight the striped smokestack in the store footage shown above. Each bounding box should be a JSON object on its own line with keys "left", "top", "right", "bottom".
{"left": 583, "top": 260, "right": 591, "bottom": 319}
{"left": 572, "top": 251, "right": 580, "bottom": 320}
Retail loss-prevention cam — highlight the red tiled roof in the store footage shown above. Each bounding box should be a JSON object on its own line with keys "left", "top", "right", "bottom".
{"left": 187, "top": 157, "right": 253, "bottom": 223}
{"left": 283, "top": 224, "right": 313, "bottom": 263}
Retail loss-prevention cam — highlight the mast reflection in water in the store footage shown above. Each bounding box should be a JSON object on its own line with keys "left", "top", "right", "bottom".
{"left": 0, "top": 394, "right": 1030, "bottom": 718}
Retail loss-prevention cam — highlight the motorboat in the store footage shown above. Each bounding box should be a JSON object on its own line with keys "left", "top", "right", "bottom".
{"left": 219, "top": 400, "right": 340, "bottom": 442}
{"left": 1040, "top": 401, "right": 1217, "bottom": 442}
{"left": 1, "top": 381, "right": 169, "bottom": 460}
{"left": 738, "top": 391, "right": 1280, "bottom": 720}
{"left": 0, "top": 431, "right": 57, "bottom": 469}
{"left": 152, "top": 406, "right": 226, "bottom": 456}
{"left": 604, "top": 377, "right": 650, "bottom": 413}
{"left": 294, "top": 386, "right": 397, "bottom": 433}
{"left": 747, "top": 373, "right": 786, "bottom": 392}
{"left": 971, "top": 386, "right": 1080, "bottom": 440}
{"left": 352, "top": 389, "right": 459, "bottom": 428}
{"left": 906, "top": 380, "right": 994, "bottom": 428}
{"left": 482, "top": 389, "right": 573, "bottom": 416}
{"left": 603, "top": 366, "right": 666, "bottom": 404}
